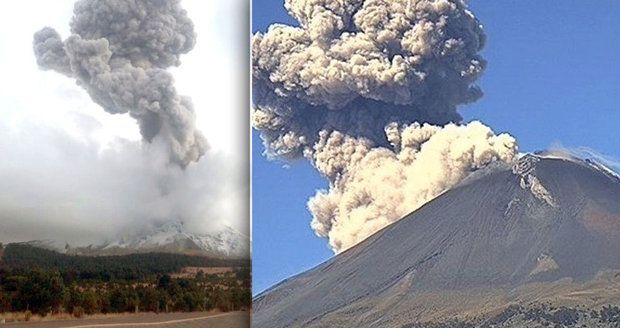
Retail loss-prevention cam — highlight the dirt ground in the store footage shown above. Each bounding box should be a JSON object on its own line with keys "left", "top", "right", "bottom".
{"left": 1, "top": 311, "right": 249, "bottom": 328}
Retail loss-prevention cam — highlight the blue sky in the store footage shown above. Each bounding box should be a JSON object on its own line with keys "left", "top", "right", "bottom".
{"left": 252, "top": 0, "right": 620, "bottom": 294}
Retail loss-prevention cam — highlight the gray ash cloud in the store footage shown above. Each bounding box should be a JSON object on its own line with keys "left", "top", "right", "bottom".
{"left": 33, "top": 0, "right": 206, "bottom": 167}
{"left": 252, "top": 0, "right": 518, "bottom": 252}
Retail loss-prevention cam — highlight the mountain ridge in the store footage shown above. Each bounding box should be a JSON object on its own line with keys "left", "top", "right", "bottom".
{"left": 253, "top": 153, "right": 620, "bottom": 327}
{"left": 20, "top": 221, "right": 250, "bottom": 259}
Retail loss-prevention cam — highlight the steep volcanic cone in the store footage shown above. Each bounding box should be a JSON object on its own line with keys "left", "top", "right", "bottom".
{"left": 253, "top": 155, "right": 620, "bottom": 327}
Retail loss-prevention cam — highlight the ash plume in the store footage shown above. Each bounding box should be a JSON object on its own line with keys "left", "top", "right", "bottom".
{"left": 309, "top": 121, "right": 516, "bottom": 251}
{"left": 253, "top": 0, "right": 518, "bottom": 252}
{"left": 253, "top": 0, "right": 486, "bottom": 157}
{"left": 33, "top": 0, "right": 206, "bottom": 166}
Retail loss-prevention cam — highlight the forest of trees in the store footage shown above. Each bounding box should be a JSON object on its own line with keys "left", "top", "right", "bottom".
{"left": 0, "top": 243, "right": 251, "bottom": 317}
{"left": 1, "top": 243, "right": 249, "bottom": 281}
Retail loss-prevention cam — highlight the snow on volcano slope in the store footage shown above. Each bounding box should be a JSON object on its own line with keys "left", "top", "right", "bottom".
{"left": 70, "top": 221, "right": 249, "bottom": 259}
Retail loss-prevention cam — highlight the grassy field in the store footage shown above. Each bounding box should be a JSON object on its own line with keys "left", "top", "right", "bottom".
{"left": 170, "top": 267, "right": 235, "bottom": 279}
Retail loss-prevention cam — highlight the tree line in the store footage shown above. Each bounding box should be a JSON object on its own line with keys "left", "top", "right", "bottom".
{"left": 0, "top": 243, "right": 251, "bottom": 317}
{"left": 1, "top": 243, "right": 249, "bottom": 281}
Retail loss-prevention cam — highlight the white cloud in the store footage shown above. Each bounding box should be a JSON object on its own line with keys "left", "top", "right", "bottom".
{"left": 0, "top": 0, "right": 248, "bottom": 244}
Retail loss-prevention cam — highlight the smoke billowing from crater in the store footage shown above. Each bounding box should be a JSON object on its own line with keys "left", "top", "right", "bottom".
{"left": 252, "top": 0, "right": 486, "bottom": 157}
{"left": 33, "top": 0, "right": 206, "bottom": 167}
{"left": 308, "top": 121, "right": 516, "bottom": 251}
{"left": 253, "top": 0, "right": 519, "bottom": 252}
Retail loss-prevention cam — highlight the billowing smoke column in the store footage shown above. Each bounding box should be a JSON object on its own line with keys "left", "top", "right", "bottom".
{"left": 253, "top": 0, "right": 518, "bottom": 252}
{"left": 308, "top": 122, "right": 516, "bottom": 251}
{"left": 33, "top": 0, "right": 206, "bottom": 167}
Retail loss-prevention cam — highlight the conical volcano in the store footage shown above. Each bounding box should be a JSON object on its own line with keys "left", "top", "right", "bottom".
{"left": 253, "top": 154, "right": 620, "bottom": 327}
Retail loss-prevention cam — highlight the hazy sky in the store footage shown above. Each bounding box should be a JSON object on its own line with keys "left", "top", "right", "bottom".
{"left": 0, "top": 0, "right": 248, "bottom": 245}
{"left": 252, "top": 0, "right": 620, "bottom": 294}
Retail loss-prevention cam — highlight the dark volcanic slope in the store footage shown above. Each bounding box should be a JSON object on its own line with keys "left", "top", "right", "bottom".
{"left": 253, "top": 156, "right": 620, "bottom": 328}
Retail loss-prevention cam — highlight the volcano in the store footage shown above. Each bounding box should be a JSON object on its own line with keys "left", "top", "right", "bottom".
{"left": 59, "top": 222, "right": 250, "bottom": 259}
{"left": 253, "top": 154, "right": 620, "bottom": 327}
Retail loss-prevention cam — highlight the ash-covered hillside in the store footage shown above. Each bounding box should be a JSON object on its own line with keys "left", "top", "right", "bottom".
{"left": 70, "top": 221, "right": 250, "bottom": 259}
{"left": 253, "top": 154, "right": 620, "bottom": 328}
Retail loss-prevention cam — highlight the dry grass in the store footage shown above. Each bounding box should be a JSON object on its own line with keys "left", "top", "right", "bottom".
{"left": 170, "top": 266, "right": 235, "bottom": 278}
{"left": 0, "top": 311, "right": 129, "bottom": 323}
{"left": 0, "top": 310, "right": 234, "bottom": 324}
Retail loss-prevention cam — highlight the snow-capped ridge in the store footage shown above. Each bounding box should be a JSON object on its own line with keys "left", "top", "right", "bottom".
{"left": 512, "top": 154, "right": 557, "bottom": 207}
{"left": 533, "top": 149, "right": 620, "bottom": 181}
{"left": 72, "top": 221, "right": 249, "bottom": 258}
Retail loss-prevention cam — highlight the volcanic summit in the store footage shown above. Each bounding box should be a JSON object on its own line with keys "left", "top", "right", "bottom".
{"left": 254, "top": 154, "right": 620, "bottom": 327}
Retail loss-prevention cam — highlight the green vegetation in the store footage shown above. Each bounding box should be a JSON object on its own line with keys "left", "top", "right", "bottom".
{"left": 0, "top": 244, "right": 251, "bottom": 316}
{"left": 1, "top": 243, "right": 248, "bottom": 281}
